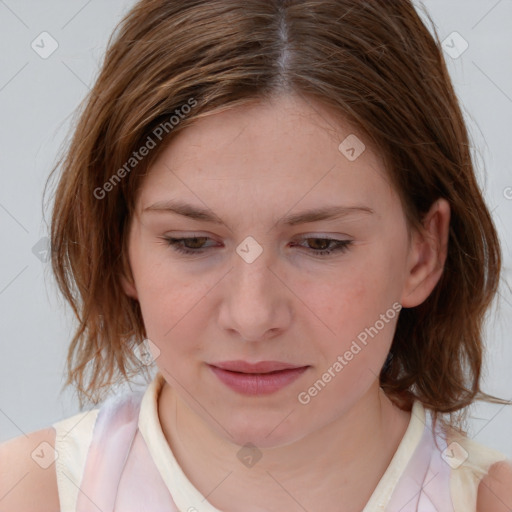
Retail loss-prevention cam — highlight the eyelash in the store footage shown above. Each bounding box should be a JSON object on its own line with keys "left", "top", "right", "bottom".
{"left": 161, "top": 236, "right": 352, "bottom": 257}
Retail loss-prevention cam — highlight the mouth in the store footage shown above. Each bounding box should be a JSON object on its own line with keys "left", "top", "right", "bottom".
{"left": 207, "top": 361, "right": 309, "bottom": 395}
{"left": 210, "top": 360, "right": 308, "bottom": 373}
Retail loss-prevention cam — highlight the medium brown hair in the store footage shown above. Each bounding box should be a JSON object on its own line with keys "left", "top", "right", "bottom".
{"left": 44, "top": 0, "right": 508, "bottom": 426}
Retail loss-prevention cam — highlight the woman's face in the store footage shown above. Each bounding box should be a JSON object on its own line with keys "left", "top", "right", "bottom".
{"left": 122, "top": 93, "right": 428, "bottom": 447}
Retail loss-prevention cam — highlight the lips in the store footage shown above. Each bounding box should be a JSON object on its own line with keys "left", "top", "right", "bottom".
{"left": 208, "top": 362, "right": 309, "bottom": 395}
{"left": 210, "top": 360, "right": 307, "bottom": 374}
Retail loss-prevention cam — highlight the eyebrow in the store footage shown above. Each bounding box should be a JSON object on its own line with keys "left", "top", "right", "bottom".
{"left": 142, "top": 199, "right": 374, "bottom": 226}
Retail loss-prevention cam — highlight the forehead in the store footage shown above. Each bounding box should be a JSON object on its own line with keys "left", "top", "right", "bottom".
{"left": 136, "top": 94, "right": 396, "bottom": 219}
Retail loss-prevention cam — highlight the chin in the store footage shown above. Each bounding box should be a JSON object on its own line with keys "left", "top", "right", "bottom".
{"left": 217, "top": 415, "right": 309, "bottom": 450}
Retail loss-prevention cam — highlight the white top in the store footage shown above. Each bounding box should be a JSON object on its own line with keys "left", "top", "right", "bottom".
{"left": 52, "top": 370, "right": 508, "bottom": 511}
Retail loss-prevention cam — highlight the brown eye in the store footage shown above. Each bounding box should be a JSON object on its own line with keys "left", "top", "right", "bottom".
{"left": 293, "top": 238, "right": 353, "bottom": 257}
{"left": 181, "top": 237, "right": 208, "bottom": 249}
{"left": 162, "top": 236, "right": 214, "bottom": 255}
{"left": 305, "top": 238, "right": 331, "bottom": 251}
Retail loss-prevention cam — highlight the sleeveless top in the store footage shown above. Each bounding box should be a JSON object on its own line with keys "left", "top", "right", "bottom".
{"left": 51, "top": 370, "right": 508, "bottom": 511}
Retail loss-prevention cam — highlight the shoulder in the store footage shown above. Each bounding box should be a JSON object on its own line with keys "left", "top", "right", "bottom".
{"left": 0, "top": 427, "right": 59, "bottom": 512}
{"left": 0, "top": 407, "right": 101, "bottom": 512}
{"left": 442, "top": 426, "right": 512, "bottom": 511}
{"left": 476, "top": 459, "right": 512, "bottom": 512}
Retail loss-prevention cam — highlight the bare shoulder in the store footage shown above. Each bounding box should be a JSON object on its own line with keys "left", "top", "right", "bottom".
{"left": 0, "top": 427, "right": 60, "bottom": 512}
{"left": 476, "top": 459, "right": 512, "bottom": 512}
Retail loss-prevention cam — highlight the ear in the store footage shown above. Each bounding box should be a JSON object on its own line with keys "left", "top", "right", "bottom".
{"left": 119, "top": 252, "right": 139, "bottom": 300}
{"left": 121, "top": 273, "right": 139, "bottom": 300}
{"left": 400, "top": 198, "right": 450, "bottom": 308}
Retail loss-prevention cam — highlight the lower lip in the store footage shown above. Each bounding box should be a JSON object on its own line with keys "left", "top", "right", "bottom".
{"left": 208, "top": 365, "right": 309, "bottom": 395}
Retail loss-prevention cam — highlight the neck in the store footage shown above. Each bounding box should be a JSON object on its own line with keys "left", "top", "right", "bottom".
{"left": 158, "top": 379, "right": 411, "bottom": 512}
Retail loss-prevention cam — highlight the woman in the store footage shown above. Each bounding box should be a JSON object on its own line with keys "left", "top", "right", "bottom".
{"left": 1, "top": 1, "right": 511, "bottom": 510}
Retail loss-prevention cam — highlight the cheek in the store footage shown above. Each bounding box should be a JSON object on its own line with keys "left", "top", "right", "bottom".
{"left": 132, "top": 259, "right": 225, "bottom": 370}
{"left": 130, "top": 238, "right": 199, "bottom": 315}
{"left": 299, "top": 255, "right": 400, "bottom": 370}
{"left": 306, "top": 260, "right": 389, "bottom": 331}
{"left": 137, "top": 276, "right": 205, "bottom": 338}
{"left": 127, "top": 245, "right": 189, "bottom": 343}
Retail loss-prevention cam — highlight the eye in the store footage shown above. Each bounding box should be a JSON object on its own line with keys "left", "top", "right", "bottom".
{"left": 161, "top": 236, "right": 352, "bottom": 257}
{"left": 292, "top": 237, "right": 352, "bottom": 256}
{"left": 162, "top": 236, "right": 214, "bottom": 255}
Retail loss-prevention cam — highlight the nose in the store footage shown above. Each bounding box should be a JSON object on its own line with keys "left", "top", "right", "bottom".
{"left": 217, "top": 244, "right": 292, "bottom": 342}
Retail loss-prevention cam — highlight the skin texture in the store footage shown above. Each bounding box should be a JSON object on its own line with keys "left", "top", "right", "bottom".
{"left": 476, "top": 460, "right": 512, "bottom": 512}
{"left": 121, "top": 92, "right": 451, "bottom": 512}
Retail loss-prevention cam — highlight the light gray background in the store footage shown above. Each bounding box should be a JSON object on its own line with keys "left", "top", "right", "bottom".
{"left": 1, "top": 0, "right": 511, "bottom": 460}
